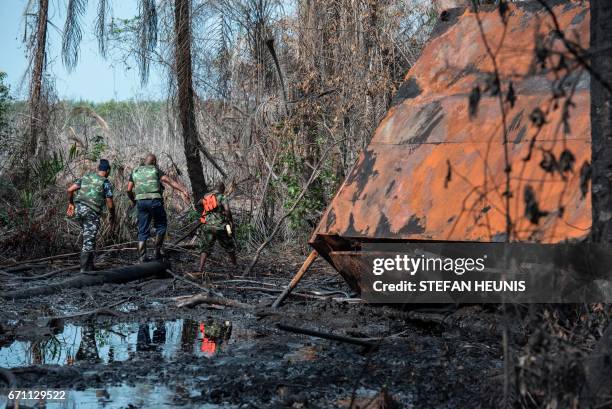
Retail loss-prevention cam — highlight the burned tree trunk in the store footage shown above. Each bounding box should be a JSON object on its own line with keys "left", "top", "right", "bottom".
{"left": 1, "top": 261, "right": 169, "bottom": 300}
{"left": 586, "top": 2, "right": 612, "bottom": 405}
{"left": 174, "top": 0, "right": 207, "bottom": 203}
{"left": 590, "top": 1, "right": 612, "bottom": 242}
{"left": 29, "top": 0, "right": 49, "bottom": 158}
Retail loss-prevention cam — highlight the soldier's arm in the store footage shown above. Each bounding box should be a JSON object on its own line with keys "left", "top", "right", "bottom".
{"left": 160, "top": 175, "right": 190, "bottom": 200}
{"left": 106, "top": 198, "right": 116, "bottom": 222}
{"left": 66, "top": 182, "right": 80, "bottom": 217}
{"left": 105, "top": 181, "right": 116, "bottom": 222}
{"left": 67, "top": 183, "right": 80, "bottom": 204}
{"left": 126, "top": 181, "right": 136, "bottom": 205}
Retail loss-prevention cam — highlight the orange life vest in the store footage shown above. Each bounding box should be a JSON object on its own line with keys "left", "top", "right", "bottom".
{"left": 199, "top": 194, "right": 219, "bottom": 223}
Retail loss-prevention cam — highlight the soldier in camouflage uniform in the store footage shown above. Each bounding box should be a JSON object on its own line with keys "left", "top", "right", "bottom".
{"left": 127, "top": 153, "right": 190, "bottom": 262}
{"left": 67, "top": 159, "right": 116, "bottom": 272}
{"left": 198, "top": 182, "right": 237, "bottom": 275}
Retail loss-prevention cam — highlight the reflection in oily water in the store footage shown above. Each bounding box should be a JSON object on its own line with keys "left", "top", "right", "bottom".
{"left": 0, "top": 319, "right": 235, "bottom": 368}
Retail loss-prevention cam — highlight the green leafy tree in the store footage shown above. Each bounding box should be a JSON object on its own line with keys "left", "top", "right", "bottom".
{"left": 0, "top": 71, "right": 12, "bottom": 144}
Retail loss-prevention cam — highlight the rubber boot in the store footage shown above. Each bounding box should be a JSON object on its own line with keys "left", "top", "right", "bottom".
{"left": 86, "top": 252, "right": 95, "bottom": 271}
{"left": 80, "top": 252, "right": 89, "bottom": 272}
{"left": 154, "top": 234, "right": 165, "bottom": 261}
{"left": 138, "top": 241, "right": 148, "bottom": 263}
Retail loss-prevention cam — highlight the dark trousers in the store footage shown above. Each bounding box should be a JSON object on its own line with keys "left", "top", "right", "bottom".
{"left": 136, "top": 198, "right": 167, "bottom": 241}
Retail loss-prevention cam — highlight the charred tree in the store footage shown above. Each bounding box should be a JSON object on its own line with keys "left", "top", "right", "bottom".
{"left": 28, "top": 0, "right": 49, "bottom": 158}
{"left": 587, "top": 3, "right": 612, "bottom": 406}
{"left": 1, "top": 261, "right": 170, "bottom": 300}
{"left": 590, "top": 1, "right": 612, "bottom": 242}
{"left": 174, "top": 0, "right": 207, "bottom": 203}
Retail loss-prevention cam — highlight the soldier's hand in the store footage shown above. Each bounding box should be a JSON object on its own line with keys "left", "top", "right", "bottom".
{"left": 67, "top": 203, "right": 75, "bottom": 217}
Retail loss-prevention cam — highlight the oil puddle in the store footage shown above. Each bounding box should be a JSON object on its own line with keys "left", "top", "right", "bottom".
{"left": 0, "top": 319, "right": 237, "bottom": 368}
{"left": 0, "top": 383, "right": 234, "bottom": 409}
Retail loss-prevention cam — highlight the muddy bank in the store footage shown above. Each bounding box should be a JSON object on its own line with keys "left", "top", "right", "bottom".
{"left": 0, "top": 252, "right": 604, "bottom": 408}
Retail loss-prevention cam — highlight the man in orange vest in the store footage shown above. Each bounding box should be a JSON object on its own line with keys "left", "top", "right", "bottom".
{"left": 198, "top": 182, "right": 237, "bottom": 275}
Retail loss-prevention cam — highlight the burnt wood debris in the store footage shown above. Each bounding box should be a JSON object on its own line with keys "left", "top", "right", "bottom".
{"left": 0, "top": 1, "right": 611, "bottom": 408}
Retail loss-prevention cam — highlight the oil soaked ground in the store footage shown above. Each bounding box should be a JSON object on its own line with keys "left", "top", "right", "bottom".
{"left": 0, "top": 254, "right": 510, "bottom": 408}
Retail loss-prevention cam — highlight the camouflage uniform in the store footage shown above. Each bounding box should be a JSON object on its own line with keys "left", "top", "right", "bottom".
{"left": 130, "top": 165, "right": 165, "bottom": 201}
{"left": 75, "top": 203, "right": 101, "bottom": 252}
{"left": 74, "top": 173, "right": 113, "bottom": 253}
{"left": 129, "top": 165, "right": 167, "bottom": 241}
{"left": 198, "top": 192, "right": 235, "bottom": 255}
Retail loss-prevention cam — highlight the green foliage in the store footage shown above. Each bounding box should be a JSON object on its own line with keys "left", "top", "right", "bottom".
{"left": 32, "top": 151, "right": 66, "bottom": 189}
{"left": 0, "top": 71, "right": 13, "bottom": 146}
{"left": 87, "top": 134, "right": 107, "bottom": 161}
{"left": 234, "top": 222, "right": 256, "bottom": 249}
{"left": 0, "top": 209, "right": 10, "bottom": 227}
{"left": 109, "top": 16, "right": 139, "bottom": 36}
{"left": 274, "top": 136, "right": 340, "bottom": 233}
{"left": 68, "top": 143, "right": 80, "bottom": 161}
{"left": 19, "top": 190, "right": 34, "bottom": 209}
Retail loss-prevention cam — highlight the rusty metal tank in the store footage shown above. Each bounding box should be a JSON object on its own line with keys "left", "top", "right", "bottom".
{"left": 309, "top": 1, "right": 592, "bottom": 292}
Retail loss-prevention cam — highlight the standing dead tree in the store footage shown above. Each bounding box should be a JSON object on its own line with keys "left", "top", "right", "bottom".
{"left": 590, "top": 0, "right": 612, "bottom": 243}
{"left": 28, "top": 0, "right": 49, "bottom": 159}
{"left": 174, "top": 0, "right": 208, "bottom": 202}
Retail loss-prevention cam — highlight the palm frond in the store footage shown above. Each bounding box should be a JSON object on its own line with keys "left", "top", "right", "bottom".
{"left": 62, "top": 0, "right": 88, "bottom": 71}
{"left": 137, "top": 0, "right": 158, "bottom": 84}
{"left": 95, "top": 0, "right": 110, "bottom": 57}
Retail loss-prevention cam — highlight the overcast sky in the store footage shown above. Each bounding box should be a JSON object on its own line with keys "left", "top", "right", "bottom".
{"left": 0, "top": 0, "right": 165, "bottom": 102}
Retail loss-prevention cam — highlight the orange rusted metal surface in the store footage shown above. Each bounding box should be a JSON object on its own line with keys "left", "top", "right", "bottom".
{"left": 310, "top": 1, "right": 592, "bottom": 286}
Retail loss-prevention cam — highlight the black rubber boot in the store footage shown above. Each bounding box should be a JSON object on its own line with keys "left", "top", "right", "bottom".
{"left": 154, "top": 235, "right": 165, "bottom": 261}
{"left": 86, "top": 252, "right": 95, "bottom": 271}
{"left": 138, "top": 241, "right": 148, "bottom": 263}
{"left": 80, "top": 252, "right": 89, "bottom": 272}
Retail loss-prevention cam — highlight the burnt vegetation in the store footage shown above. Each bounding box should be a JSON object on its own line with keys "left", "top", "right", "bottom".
{"left": 0, "top": 1, "right": 611, "bottom": 408}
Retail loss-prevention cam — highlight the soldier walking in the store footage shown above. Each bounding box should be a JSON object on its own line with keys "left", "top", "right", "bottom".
{"left": 127, "top": 153, "right": 190, "bottom": 262}
{"left": 67, "top": 159, "right": 115, "bottom": 272}
{"left": 198, "top": 182, "right": 237, "bottom": 275}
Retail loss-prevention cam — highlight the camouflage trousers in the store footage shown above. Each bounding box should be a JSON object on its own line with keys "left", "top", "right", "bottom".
{"left": 76, "top": 203, "right": 101, "bottom": 253}
{"left": 197, "top": 225, "right": 236, "bottom": 255}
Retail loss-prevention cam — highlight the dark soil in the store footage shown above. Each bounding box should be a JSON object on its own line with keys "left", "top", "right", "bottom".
{"left": 0, "top": 248, "right": 592, "bottom": 408}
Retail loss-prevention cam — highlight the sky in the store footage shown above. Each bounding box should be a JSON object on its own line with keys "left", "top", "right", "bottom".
{"left": 0, "top": 0, "right": 165, "bottom": 102}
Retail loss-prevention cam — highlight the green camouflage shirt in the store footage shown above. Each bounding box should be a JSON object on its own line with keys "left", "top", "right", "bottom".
{"left": 74, "top": 173, "right": 113, "bottom": 214}
{"left": 202, "top": 192, "right": 230, "bottom": 228}
{"left": 130, "top": 165, "right": 165, "bottom": 200}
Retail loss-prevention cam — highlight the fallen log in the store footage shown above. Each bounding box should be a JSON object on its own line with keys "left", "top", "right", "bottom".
{"left": 175, "top": 293, "right": 254, "bottom": 309}
{"left": 272, "top": 250, "right": 318, "bottom": 308}
{"left": 276, "top": 323, "right": 376, "bottom": 349}
{"left": 1, "top": 261, "right": 170, "bottom": 300}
